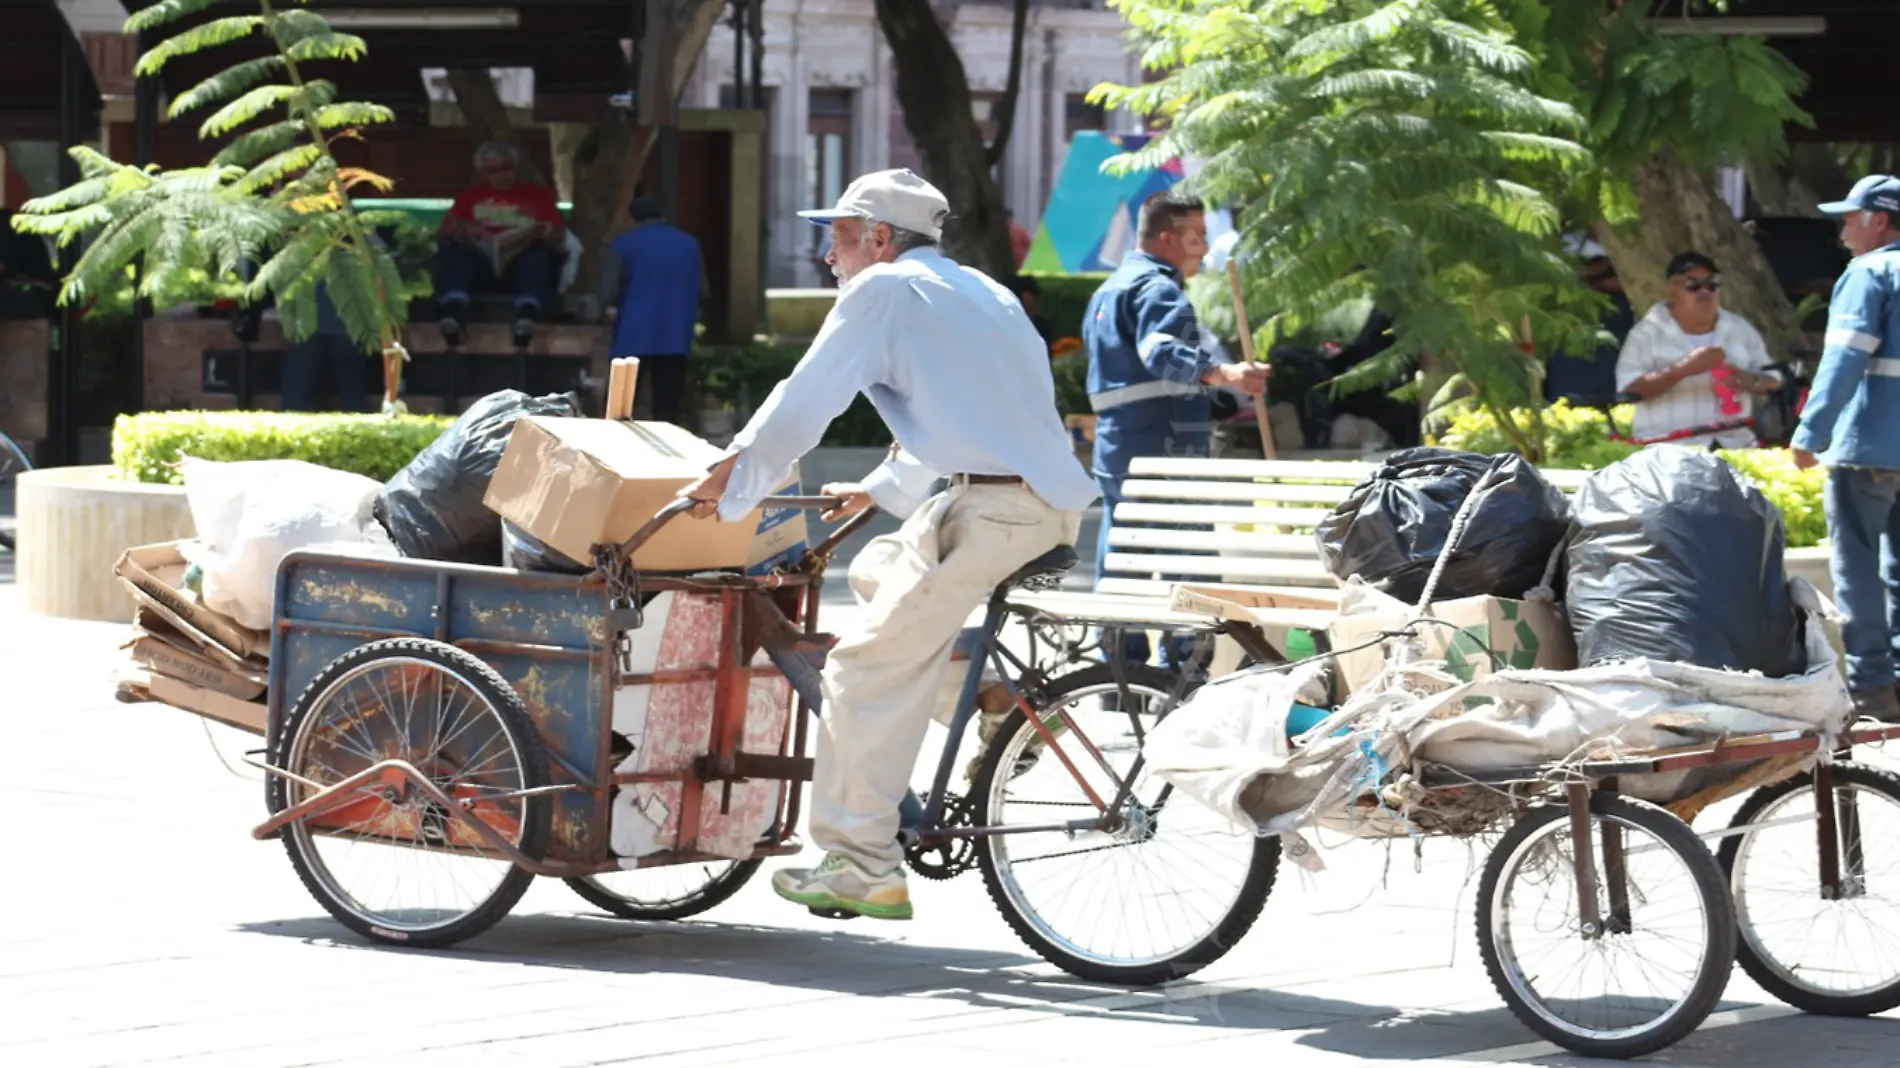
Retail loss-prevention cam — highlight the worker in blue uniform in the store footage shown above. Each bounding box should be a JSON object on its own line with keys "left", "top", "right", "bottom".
{"left": 1084, "top": 192, "right": 1271, "bottom": 670}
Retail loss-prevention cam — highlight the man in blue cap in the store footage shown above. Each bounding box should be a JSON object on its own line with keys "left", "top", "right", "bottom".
{"left": 1794, "top": 174, "right": 1900, "bottom": 720}
{"left": 1084, "top": 192, "right": 1270, "bottom": 673}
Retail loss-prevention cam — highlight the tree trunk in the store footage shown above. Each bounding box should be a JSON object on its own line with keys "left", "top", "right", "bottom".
{"left": 986, "top": 0, "right": 1030, "bottom": 168}
{"left": 568, "top": 0, "right": 727, "bottom": 309}
{"left": 1748, "top": 143, "right": 1850, "bottom": 218}
{"left": 1592, "top": 148, "right": 1805, "bottom": 361}
{"left": 444, "top": 69, "right": 546, "bottom": 188}
{"left": 873, "top": 0, "right": 1014, "bottom": 279}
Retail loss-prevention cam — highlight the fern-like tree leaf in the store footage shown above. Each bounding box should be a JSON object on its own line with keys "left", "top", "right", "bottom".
{"left": 134, "top": 16, "right": 264, "bottom": 76}
{"left": 169, "top": 56, "right": 287, "bottom": 118}
{"left": 198, "top": 84, "right": 298, "bottom": 139}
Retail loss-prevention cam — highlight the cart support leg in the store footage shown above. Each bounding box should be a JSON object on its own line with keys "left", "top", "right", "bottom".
{"left": 1601, "top": 811, "right": 1632, "bottom": 934}
{"left": 1816, "top": 762, "right": 1842, "bottom": 900}
{"left": 1567, "top": 781, "right": 1604, "bottom": 939}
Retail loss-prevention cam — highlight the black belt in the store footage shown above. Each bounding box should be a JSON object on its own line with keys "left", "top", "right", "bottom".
{"left": 948, "top": 474, "right": 1024, "bottom": 486}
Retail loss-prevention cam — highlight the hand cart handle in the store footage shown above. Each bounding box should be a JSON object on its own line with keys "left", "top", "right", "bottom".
{"left": 604, "top": 494, "right": 853, "bottom": 561}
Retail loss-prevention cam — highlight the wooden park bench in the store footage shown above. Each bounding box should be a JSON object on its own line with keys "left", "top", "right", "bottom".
{"left": 1009, "top": 455, "right": 1589, "bottom": 670}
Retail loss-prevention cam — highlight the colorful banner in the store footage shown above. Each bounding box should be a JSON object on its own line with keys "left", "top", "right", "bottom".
{"left": 1022, "top": 132, "right": 1184, "bottom": 274}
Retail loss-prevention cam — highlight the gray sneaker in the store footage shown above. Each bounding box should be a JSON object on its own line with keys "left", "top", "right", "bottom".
{"left": 771, "top": 852, "right": 912, "bottom": 920}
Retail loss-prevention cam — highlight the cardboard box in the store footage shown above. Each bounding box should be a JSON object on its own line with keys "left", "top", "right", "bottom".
{"left": 1326, "top": 595, "right": 1577, "bottom": 695}
{"left": 144, "top": 671, "right": 269, "bottom": 735}
{"left": 115, "top": 543, "right": 270, "bottom": 668}
{"left": 125, "top": 631, "right": 267, "bottom": 701}
{"left": 483, "top": 417, "right": 808, "bottom": 574}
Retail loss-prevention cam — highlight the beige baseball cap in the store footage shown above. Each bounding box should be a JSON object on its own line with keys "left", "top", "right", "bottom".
{"left": 798, "top": 168, "right": 950, "bottom": 241}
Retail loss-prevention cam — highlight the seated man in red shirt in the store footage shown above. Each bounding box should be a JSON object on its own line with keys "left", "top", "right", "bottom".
{"left": 433, "top": 141, "right": 564, "bottom": 348}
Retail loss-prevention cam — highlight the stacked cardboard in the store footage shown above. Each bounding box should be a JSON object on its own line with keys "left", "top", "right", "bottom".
{"left": 484, "top": 416, "right": 809, "bottom": 574}
{"left": 113, "top": 542, "right": 269, "bottom": 735}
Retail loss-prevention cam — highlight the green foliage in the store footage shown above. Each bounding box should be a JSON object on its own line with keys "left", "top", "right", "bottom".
{"left": 1436, "top": 400, "right": 1826, "bottom": 548}
{"left": 1101, "top": 0, "right": 1606, "bottom": 462}
{"left": 1020, "top": 271, "right": 1107, "bottom": 341}
{"left": 11, "top": 0, "right": 419, "bottom": 408}
{"left": 1721, "top": 447, "right": 1828, "bottom": 551}
{"left": 1502, "top": 0, "right": 1809, "bottom": 226}
{"left": 112, "top": 410, "right": 451, "bottom": 485}
{"left": 1439, "top": 399, "right": 1639, "bottom": 470}
{"left": 690, "top": 341, "right": 892, "bottom": 448}
{"left": 1050, "top": 349, "right": 1091, "bottom": 417}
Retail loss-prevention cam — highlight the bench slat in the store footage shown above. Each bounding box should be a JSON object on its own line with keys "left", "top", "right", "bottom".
{"left": 1123, "top": 457, "right": 1591, "bottom": 492}
{"left": 1007, "top": 591, "right": 1218, "bottom": 629}
{"left": 1097, "top": 577, "right": 1174, "bottom": 598}
{"left": 1129, "top": 457, "right": 1376, "bottom": 483}
{"left": 1112, "top": 503, "right": 1332, "bottom": 529}
{"left": 1108, "top": 527, "right": 1315, "bottom": 554}
{"left": 1122, "top": 479, "right": 1353, "bottom": 505}
{"left": 1105, "top": 551, "right": 1336, "bottom": 583}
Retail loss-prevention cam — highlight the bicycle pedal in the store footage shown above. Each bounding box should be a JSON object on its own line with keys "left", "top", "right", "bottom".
{"left": 808, "top": 907, "right": 859, "bottom": 921}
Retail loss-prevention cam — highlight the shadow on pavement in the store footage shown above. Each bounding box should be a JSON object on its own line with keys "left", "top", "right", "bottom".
{"left": 236, "top": 912, "right": 1542, "bottom": 1048}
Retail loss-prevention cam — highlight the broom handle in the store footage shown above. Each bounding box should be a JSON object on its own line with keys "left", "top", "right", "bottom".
{"left": 1226, "top": 258, "right": 1276, "bottom": 460}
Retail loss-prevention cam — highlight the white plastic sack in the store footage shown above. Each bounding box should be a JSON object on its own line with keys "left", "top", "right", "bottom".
{"left": 1147, "top": 578, "right": 1852, "bottom": 871}
{"left": 178, "top": 458, "right": 398, "bottom": 630}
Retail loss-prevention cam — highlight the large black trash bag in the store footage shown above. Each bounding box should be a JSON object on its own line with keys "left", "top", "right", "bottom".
{"left": 500, "top": 519, "right": 590, "bottom": 574}
{"left": 375, "top": 389, "right": 579, "bottom": 564}
{"left": 1565, "top": 447, "right": 1804, "bottom": 677}
{"left": 1316, "top": 446, "right": 1570, "bottom": 603}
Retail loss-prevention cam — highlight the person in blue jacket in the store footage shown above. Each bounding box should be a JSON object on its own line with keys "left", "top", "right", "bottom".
{"left": 604, "top": 194, "right": 706, "bottom": 425}
{"left": 1794, "top": 174, "right": 1900, "bottom": 720}
{"left": 1084, "top": 192, "right": 1271, "bottom": 670}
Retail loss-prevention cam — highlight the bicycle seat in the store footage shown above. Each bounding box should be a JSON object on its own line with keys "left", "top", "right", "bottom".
{"left": 1002, "top": 544, "right": 1078, "bottom": 592}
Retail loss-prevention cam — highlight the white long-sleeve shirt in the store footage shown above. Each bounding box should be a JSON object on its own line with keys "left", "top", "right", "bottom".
{"left": 1614, "top": 302, "right": 1778, "bottom": 448}
{"left": 716, "top": 247, "right": 1098, "bottom": 521}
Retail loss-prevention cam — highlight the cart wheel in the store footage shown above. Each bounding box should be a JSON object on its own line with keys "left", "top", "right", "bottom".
{"left": 1478, "top": 795, "right": 1734, "bottom": 1059}
{"left": 266, "top": 638, "right": 551, "bottom": 948}
{"left": 972, "top": 663, "right": 1279, "bottom": 986}
{"left": 1720, "top": 762, "right": 1900, "bottom": 1016}
{"left": 565, "top": 860, "right": 762, "bottom": 921}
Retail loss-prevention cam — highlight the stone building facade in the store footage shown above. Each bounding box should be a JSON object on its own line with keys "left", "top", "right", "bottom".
{"left": 688, "top": 0, "right": 1142, "bottom": 286}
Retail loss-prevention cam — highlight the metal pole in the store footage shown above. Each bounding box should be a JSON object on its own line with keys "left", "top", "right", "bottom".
{"left": 53, "top": 31, "right": 83, "bottom": 466}
{"left": 133, "top": 31, "right": 159, "bottom": 417}
{"left": 731, "top": 0, "right": 746, "bottom": 107}
{"left": 749, "top": 0, "right": 766, "bottom": 337}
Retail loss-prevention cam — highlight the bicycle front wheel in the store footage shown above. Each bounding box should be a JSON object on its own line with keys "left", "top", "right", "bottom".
{"left": 972, "top": 664, "right": 1278, "bottom": 985}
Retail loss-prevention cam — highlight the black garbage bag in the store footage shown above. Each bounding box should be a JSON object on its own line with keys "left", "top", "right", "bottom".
{"left": 500, "top": 519, "right": 590, "bottom": 574}
{"left": 1316, "top": 446, "right": 1570, "bottom": 604}
{"left": 375, "top": 389, "right": 579, "bottom": 564}
{"left": 1565, "top": 447, "right": 1804, "bottom": 677}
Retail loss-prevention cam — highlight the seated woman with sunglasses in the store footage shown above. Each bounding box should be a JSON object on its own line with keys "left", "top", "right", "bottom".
{"left": 1613, "top": 251, "right": 1781, "bottom": 448}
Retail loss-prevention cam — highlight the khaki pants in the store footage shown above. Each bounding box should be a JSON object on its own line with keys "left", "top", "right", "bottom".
{"left": 813, "top": 482, "right": 1079, "bottom": 871}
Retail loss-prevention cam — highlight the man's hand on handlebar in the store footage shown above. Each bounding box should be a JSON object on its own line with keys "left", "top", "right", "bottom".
{"left": 818, "top": 483, "right": 874, "bottom": 523}
{"left": 679, "top": 454, "right": 738, "bottom": 519}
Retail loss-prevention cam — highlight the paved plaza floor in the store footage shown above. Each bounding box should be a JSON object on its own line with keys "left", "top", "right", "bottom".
{"left": 6, "top": 555, "right": 1900, "bottom": 1067}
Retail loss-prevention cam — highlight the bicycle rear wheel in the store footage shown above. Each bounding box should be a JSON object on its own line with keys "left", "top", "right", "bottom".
{"left": 972, "top": 664, "right": 1278, "bottom": 985}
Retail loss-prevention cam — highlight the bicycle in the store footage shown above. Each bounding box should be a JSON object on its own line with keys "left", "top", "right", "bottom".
{"left": 764, "top": 511, "right": 1282, "bottom": 985}
{"left": 0, "top": 427, "right": 29, "bottom": 551}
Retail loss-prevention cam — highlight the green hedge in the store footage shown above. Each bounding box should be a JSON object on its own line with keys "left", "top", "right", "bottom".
{"left": 1436, "top": 402, "right": 1826, "bottom": 549}
{"left": 113, "top": 411, "right": 453, "bottom": 485}
{"left": 690, "top": 341, "right": 891, "bottom": 448}
{"left": 1022, "top": 271, "right": 1107, "bottom": 343}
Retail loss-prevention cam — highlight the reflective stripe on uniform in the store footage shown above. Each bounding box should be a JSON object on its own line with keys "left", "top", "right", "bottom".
{"left": 1089, "top": 380, "right": 1191, "bottom": 412}
{"left": 1136, "top": 332, "right": 1180, "bottom": 359}
{"left": 1868, "top": 358, "right": 1900, "bottom": 378}
{"left": 1827, "top": 328, "right": 1884, "bottom": 355}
